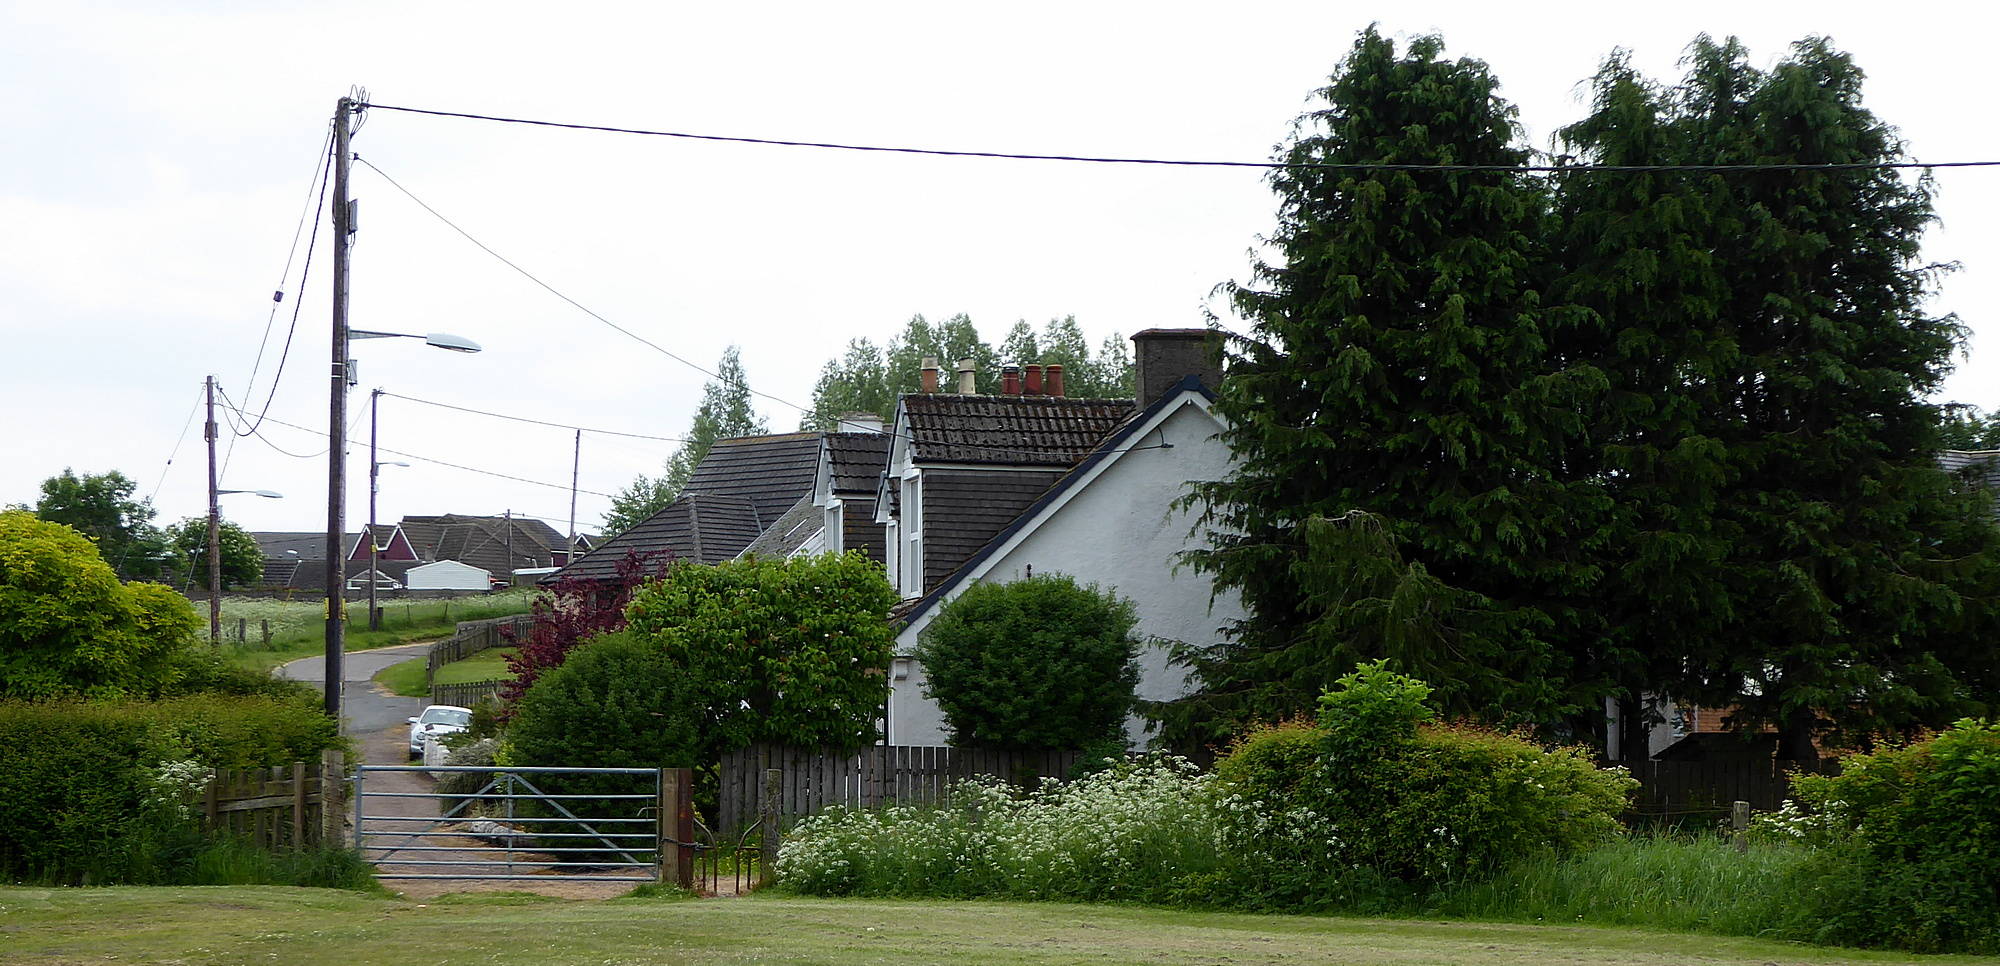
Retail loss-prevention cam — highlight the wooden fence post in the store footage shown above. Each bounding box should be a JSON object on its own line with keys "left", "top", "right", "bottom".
{"left": 1731, "top": 800, "right": 1751, "bottom": 853}
{"left": 759, "top": 767, "right": 782, "bottom": 887}
{"left": 659, "top": 768, "right": 695, "bottom": 890}
{"left": 320, "top": 749, "right": 346, "bottom": 848}
{"left": 237, "top": 617, "right": 247, "bottom": 642}
{"left": 261, "top": 619, "right": 271, "bottom": 645}
{"left": 291, "top": 761, "right": 307, "bottom": 847}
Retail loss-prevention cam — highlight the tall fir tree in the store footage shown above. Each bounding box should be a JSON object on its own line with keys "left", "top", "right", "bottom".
{"left": 604, "top": 347, "right": 768, "bottom": 534}
{"left": 1550, "top": 52, "right": 1739, "bottom": 759}
{"left": 1641, "top": 38, "right": 2000, "bottom": 758}
{"left": 1164, "top": 29, "right": 1609, "bottom": 747}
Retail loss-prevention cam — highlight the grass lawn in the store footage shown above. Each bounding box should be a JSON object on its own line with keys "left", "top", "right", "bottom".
{"left": 374, "top": 647, "right": 518, "bottom": 698}
{"left": 0, "top": 888, "right": 1970, "bottom": 966}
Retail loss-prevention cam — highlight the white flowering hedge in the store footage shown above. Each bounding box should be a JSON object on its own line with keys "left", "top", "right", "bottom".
{"left": 778, "top": 757, "right": 1225, "bottom": 901}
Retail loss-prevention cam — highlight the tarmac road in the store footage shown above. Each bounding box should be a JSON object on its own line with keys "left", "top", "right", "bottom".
{"left": 277, "top": 641, "right": 432, "bottom": 737}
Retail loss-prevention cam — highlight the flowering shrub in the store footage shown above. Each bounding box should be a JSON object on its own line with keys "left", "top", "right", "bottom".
{"left": 1202, "top": 662, "right": 1634, "bottom": 906}
{"left": 778, "top": 756, "right": 1223, "bottom": 901}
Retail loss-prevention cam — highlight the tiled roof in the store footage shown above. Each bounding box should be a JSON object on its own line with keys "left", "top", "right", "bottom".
{"left": 901, "top": 394, "right": 1136, "bottom": 466}
{"left": 738, "top": 494, "right": 824, "bottom": 559}
{"left": 683, "top": 432, "right": 823, "bottom": 525}
{"left": 398, "top": 514, "right": 568, "bottom": 574}
{"left": 918, "top": 467, "right": 1066, "bottom": 588}
{"left": 253, "top": 531, "right": 350, "bottom": 561}
{"left": 825, "top": 432, "right": 892, "bottom": 494}
{"left": 546, "top": 493, "right": 762, "bottom": 582}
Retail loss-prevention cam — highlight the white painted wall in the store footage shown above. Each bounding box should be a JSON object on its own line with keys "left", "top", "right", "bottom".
{"left": 405, "top": 559, "right": 492, "bottom": 591}
{"left": 886, "top": 395, "right": 1246, "bottom": 748}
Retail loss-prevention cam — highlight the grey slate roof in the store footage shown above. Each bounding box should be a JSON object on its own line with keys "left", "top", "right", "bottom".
{"left": 683, "top": 432, "right": 823, "bottom": 525}
{"left": 825, "top": 432, "right": 892, "bottom": 494}
{"left": 737, "top": 494, "right": 825, "bottom": 559}
{"left": 398, "top": 514, "right": 569, "bottom": 574}
{"left": 253, "top": 531, "right": 354, "bottom": 561}
{"left": 901, "top": 394, "right": 1135, "bottom": 466}
{"left": 549, "top": 493, "right": 761, "bottom": 581}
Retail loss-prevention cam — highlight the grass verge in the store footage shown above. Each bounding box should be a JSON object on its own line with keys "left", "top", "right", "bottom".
{"left": 374, "top": 648, "right": 518, "bottom": 698}
{"left": 1, "top": 889, "right": 1973, "bottom": 966}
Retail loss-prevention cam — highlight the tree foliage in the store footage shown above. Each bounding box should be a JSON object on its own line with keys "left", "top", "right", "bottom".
{"left": 1168, "top": 29, "right": 2000, "bottom": 758}
{"left": 0, "top": 510, "right": 201, "bottom": 699}
{"left": 501, "top": 549, "right": 673, "bottom": 705}
{"left": 32, "top": 469, "right": 164, "bottom": 579}
{"left": 1167, "top": 29, "right": 1601, "bottom": 748}
{"left": 506, "top": 630, "right": 699, "bottom": 771}
{"left": 604, "top": 347, "right": 768, "bottom": 535}
{"left": 915, "top": 574, "right": 1141, "bottom": 750}
{"left": 803, "top": 314, "right": 1134, "bottom": 429}
{"left": 624, "top": 552, "right": 897, "bottom": 755}
{"left": 162, "top": 517, "right": 263, "bottom": 590}
{"left": 1939, "top": 405, "right": 2000, "bottom": 451}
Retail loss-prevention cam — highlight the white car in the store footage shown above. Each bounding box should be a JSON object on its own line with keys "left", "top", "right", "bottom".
{"left": 407, "top": 704, "right": 473, "bottom": 757}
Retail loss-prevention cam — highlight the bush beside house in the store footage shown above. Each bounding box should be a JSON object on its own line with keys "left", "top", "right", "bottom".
{"left": 914, "top": 574, "right": 1140, "bottom": 751}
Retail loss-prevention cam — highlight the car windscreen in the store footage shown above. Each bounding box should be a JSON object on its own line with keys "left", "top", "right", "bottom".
{"left": 422, "top": 709, "right": 472, "bottom": 727}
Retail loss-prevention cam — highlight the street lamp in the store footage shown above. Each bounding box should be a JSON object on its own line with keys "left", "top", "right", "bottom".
{"left": 324, "top": 95, "right": 483, "bottom": 726}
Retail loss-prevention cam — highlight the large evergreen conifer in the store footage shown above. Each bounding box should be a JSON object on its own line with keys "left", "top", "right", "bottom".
{"left": 1167, "top": 29, "right": 1608, "bottom": 746}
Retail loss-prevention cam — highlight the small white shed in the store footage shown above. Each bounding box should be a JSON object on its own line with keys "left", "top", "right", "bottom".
{"left": 404, "top": 560, "right": 492, "bottom": 592}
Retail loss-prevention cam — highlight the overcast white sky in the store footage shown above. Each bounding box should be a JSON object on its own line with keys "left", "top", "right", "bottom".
{"left": 4, "top": 1, "right": 1996, "bottom": 539}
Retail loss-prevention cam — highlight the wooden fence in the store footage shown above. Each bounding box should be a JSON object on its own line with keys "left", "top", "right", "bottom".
{"left": 432, "top": 679, "right": 505, "bottom": 709}
{"left": 1624, "top": 758, "right": 1839, "bottom": 815}
{"left": 200, "top": 751, "right": 345, "bottom": 849}
{"left": 425, "top": 614, "right": 533, "bottom": 687}
{"left": 715, "top": 744, "right": 1082, "bottom": 834}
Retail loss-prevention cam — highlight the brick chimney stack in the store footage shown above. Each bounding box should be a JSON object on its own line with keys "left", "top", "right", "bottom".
{"left": 1131, "top": 329, "right": 1222, "bottom": 403}
{"left": 1000, "top": 365, "right": 1021, "bottom": 395}
{"left": 1023, "top": 364, "right": 1043, "bottom": 395}
{"left": 920, "top": 357, "right": 940, "bottom": 394}
{"left": 1045, "top": 364, "right": 1065, "bottom": 397}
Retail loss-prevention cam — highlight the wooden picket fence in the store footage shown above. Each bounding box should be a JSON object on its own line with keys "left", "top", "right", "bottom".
{"left": 200, "top": 752, "right": 345, "bottom": 849}
{"left": 432, "top": 680, "right": 505, "bottom": 709}
{"left": 714, "top": 744, "right": 1082, "bottom": 834}
{"left": 424, "top": 615, "right": 533, "bottom": 688}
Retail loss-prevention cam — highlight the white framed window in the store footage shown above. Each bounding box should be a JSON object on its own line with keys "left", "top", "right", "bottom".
{"left": 900, "top": 472, "right": 923, "bottom": 597}
{"left": 823, "top": 498, "right": 844, "bottom": 555}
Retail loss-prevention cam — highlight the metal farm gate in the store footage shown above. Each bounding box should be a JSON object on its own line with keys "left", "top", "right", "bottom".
{"left": 354, "top": 764, "right": 666, "bottom": 884}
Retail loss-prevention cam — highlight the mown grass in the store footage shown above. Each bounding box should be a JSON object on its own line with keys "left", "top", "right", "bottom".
{"left": 1, "top": 888, "right": 1974, "bottom": 966}
{"left": 374, "top": 648, "right": 517, "bottom": 698}
{"left": 216, "top": 591, "right": 535, "bottom": 672}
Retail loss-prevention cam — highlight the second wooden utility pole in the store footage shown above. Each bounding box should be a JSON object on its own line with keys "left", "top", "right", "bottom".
{"left": 205, "top": 375, "right": 222, "bottom": 644}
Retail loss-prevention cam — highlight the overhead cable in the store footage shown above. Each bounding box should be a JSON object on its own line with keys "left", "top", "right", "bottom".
{"left": 361, "top": 102, "right": 2000, "bottom": 173}
{"left": 213, "top": 394, "right": 615, "bottom": 499}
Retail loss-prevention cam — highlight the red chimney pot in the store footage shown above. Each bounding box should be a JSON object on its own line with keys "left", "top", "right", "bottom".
{"left": 1000, "top": 366, "right": 1021, "bottom": 395}
{"left": 1023, "top": 364, "right": 1043, "bottom": 395}
{"left": 1045, "top": 364, "right": 1065, "bottom": 397}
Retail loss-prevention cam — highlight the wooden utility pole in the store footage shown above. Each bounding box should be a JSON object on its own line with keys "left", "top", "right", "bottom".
{"left": 368, "top": 387, "right": 382, "bottom": 631}
{"left": 503, "top": 509, "right": 513, "bottom": 587}
{"left": 568, "top": 429, "right": 581, "bottom": 558}
{"left": 205, "top": 375, "right": 222, "bottom": 643}
{"left": 325, "top": 96, "right": 356, "bottom": 723}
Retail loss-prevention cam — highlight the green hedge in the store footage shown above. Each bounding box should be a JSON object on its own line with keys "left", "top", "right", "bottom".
{"left": 1780, "top": 719, "right": 2000, "bottom": 953}
{"left": 0, "top": 695, "right": 342, "bottom": 883}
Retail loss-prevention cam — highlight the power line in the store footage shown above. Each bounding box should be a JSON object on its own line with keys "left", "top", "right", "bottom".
{"left": 214, "top": 385, "right": 332, "bottom": 459}
{"left": 379, "top": 391, "right": 689, "bottom": 443}
{"left": 232, "top": 133, "right": 334, "bottom": 448}
{"left": 146, "top": 382, "right": 207, "bottom": 505}
{"left": 212, "top": 394, "right": 616, "bottom": 499}
{"left": 353, "top": 155, "right": 813, "bottom": 418}
{"left": 361, "top": 101, "right": 2000, "bottom": 173}
{"left": 350, "top": 159, "right": 1280, "bottom": 463}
